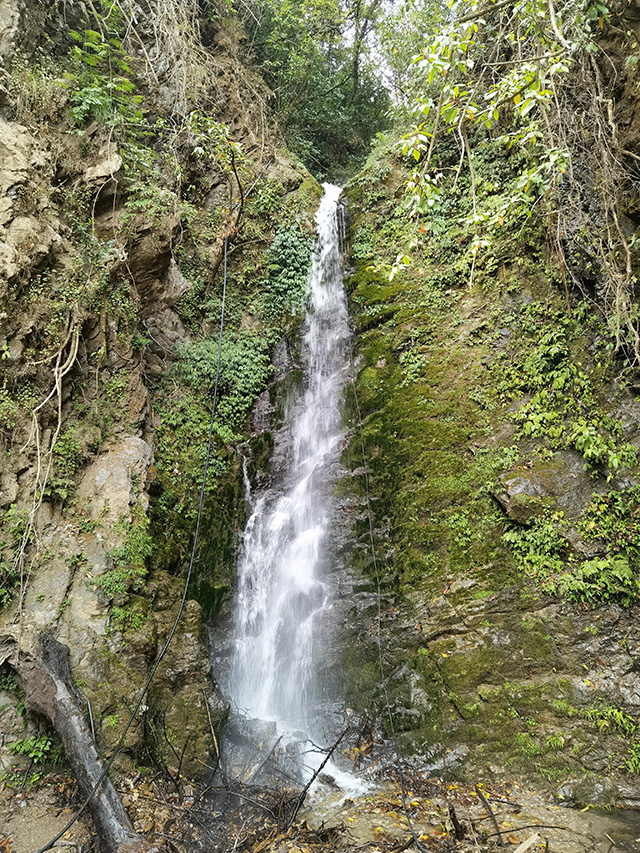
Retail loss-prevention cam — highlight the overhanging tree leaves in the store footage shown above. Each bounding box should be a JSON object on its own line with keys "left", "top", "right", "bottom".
{"left": 242, "top": 0, "right": 391, "bottom": 170}
{"left": 390, "top": 0, "right": 640, "bottom": 360}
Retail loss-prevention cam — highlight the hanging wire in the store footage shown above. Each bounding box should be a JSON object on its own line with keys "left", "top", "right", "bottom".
{"left": 350, "top": 364, "right": 426, "bottom": 853}
{"left": 36, "top": 236, "right": 229, "bottom": 853}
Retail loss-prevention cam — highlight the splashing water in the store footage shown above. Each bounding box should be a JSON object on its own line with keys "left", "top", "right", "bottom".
{"left": 230, "top": 183, "right": 352, "bottom": 748}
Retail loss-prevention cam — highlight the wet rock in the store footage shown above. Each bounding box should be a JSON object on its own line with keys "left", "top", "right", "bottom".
{"left": 0, "top": 686, "right": 26, "bottom": 775}
{"left": 0, "top": 0, "right": 19, "bottom": 62}
{"left": 126, "top": 218, "right": 188, "bottom": 317}
{"left": 0, "top": 470, "right": 18, "bottom": 507}
{"left": 493, "top": 450, "right": 616, "bottom": 555}
{"left": 84, "top": 149, "right": 123, "bottom": 183}
{"left": 556, "top": 774, "right": 621, "bottom": 807}
{"left": 145, "top": 306, "right": 191, "bottom": 359}
{"left": 0, "top": 118, "right": 58, "bottom": 284}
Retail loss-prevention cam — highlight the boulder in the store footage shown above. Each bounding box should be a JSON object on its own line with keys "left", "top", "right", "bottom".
{"left": 494, "top": 450, "right": 604, "bottom": 524}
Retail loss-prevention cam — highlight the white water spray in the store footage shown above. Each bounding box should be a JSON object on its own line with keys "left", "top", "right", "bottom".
{"left": 230, "top": 184, "right": 350, "bottom": 738}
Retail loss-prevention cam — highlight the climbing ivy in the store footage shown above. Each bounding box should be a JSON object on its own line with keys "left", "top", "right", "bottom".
{"left": 263, "top": 226, "right": 314, "bottom": 317}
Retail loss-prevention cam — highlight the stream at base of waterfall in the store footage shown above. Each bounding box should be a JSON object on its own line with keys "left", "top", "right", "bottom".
{"left": 221, "top": 183, "right": 365, "bottom": 794}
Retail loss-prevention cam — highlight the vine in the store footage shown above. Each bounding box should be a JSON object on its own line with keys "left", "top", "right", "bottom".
{"left": 394, "top": 0, "right": 640, "bottom": 360}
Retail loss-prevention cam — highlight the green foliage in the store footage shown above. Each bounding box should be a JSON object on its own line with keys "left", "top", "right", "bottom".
{"left": 503, "top": 514, "right": 566, "bottom": 580}
{"left": 49, "top": 427, "right": 83, "bottom": 501}
{"left": 176, "top": 334, "right": 272, "bottom": 431}
{"left": 244, "top": 0, "right": 390, "bottom": 171}
{"left": 489, "top": 300, "right": 636, "bottom": 478}
{"left": 0, "top": 663, "right": 18, "bottom": 693}
{"left": 513, "top": 732, "right": 543, "bottom": 758}
{"left": 0, "top": 505, "right": 32, "bottom": 608}
{"left": 3, "top": 732, "right": 64, "bottom": 788}
{"left": 398, "top": 0, "right": 602, "bottom": 213}
{"left": 94, "top": 501, "right": 153, "bottom": 598}
{"left": 67, "top": 3, "right": 142, "bottom": 126}
{"left": 579, "top": 487, "right": 640, "bottom": 563}
{"left": 0, "top": 388, "right": 18, "bottom": 432}
{"left": 249, "top": 180, "right": 285, "bottom": 215}
{"left": 503, "top": 514, "right": 640, "bottom": 606}
{"left": 152, "top": 388, "right": 231, "bottom": 562}
{"left": 111, "top": 603, "right": 147, "bottom": 631}
{"left": 555, "top": 556, "right": 639, "bottom": 605}
{"left": 153, "top": 330, "right": 272, "bottom": 548}
{"left": 150, "top": 170, "right": 320, "bottom": 587}
{"left": 584, "top": 702, "right": 640, "bottom": 774}
{"left": 263, "top": 226, "right": 313, "bottom": 316}
{"left": 119, "top": 141, "right": 179, "bottom": 226}
{"left": 346, "top": 146, "right": 640, "bottom": 615}
{"left": 553, "top": 698, "right": 580, "bottom": 718}
{"left": 103, "top": 713, "right": 120, "bottom": 730}
{"left": 351, "top": 223, "right": 375, "bottom": 261}
{"left": 392, "top": 0, "right": 640, "bottom": 362}
{"left": 183, "top": 110, "right": 244, "bottom": 172}
{"left": 626, "top": 741, "right": 640, "bottom": 774}
{"left": 9, "top": 53, "right": 69, "bottom": 124}
{"left": 9, "top": 734, "right": 61, "bottom": 764}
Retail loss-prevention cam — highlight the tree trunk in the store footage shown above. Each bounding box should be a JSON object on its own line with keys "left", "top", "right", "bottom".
{"left": 0, "top": 633, "right": 146, "bottom": 853}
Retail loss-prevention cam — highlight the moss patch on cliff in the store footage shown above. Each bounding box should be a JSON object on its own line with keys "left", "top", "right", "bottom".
{"left": 342, "top": 142, "right": 640, "bottom": 802}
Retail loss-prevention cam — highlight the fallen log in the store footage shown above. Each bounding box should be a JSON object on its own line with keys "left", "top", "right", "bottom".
{"left": 0, "top": 632, "right": 146, "bottom": 853}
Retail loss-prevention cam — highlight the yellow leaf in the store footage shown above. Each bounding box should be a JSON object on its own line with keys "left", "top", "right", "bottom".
{"left": 513, "top": 93, "right": 521, "bottom": 106}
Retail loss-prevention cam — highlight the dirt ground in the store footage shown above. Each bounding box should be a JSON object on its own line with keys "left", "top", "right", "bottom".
{"left": 3, "top": 768, "right": 640, "bottom": 853}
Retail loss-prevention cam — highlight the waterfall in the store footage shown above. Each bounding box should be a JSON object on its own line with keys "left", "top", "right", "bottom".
{"left": 229, "top": 183, "right": 350, "bottom": 743}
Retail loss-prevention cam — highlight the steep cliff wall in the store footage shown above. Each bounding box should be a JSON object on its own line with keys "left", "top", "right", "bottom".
{"left": 0, "top": 4, "right": 321, "bottom": 839}
{"left": 342, "top": 16, "right": 640, "bottom": 808}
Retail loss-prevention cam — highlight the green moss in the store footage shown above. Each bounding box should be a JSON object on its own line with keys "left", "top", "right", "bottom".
{"left": 94, "top": 500, "right": 153, "bottom": 598}
{"left": 341, "top": 146, "right": 640, "bottom": 794}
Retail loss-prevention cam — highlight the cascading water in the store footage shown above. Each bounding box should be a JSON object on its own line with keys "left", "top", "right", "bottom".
{"left": 229, "top": 183, "right": 351, "bottom": 763}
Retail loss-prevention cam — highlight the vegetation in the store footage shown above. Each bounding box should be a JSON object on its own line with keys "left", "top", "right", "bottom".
{"left": 2, "top": 0, "right": 640, "bottom": 814}
{"left": 385, "top": 0, "right": 640, "bottom": 365}
{"left": 342, "top": 71, "right": 640, "bottom": 781}
{"left": 94, "top": 501, "right": 154, "bottom": 598}
{"left": 240, "top": 0, "right": 391, "bottom": 171}
{"left": 3, "top": 733, "right": 64, "bottom": 788}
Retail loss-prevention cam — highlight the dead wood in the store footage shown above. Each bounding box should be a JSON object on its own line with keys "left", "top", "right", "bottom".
{"left": 476, "top": 788, "right": 505, "bottom": 848}
{"left": 0, "top": 632, "right": 146, "bottom": 853}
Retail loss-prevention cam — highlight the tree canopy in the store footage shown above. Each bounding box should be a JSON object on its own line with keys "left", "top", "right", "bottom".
{"left": 240, "top": 0, "right": 392, "bottom": 171}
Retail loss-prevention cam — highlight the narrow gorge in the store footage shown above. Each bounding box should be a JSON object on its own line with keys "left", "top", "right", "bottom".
{"left": 2, "top": 0, "right": 640, "bottom": 851}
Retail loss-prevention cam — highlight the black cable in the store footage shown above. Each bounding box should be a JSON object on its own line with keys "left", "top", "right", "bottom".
{"left": 350, "top": 366, "right": 426, "bottom": 853}
{"left": 35, "top": 236, "right": 229, "bottom": 853}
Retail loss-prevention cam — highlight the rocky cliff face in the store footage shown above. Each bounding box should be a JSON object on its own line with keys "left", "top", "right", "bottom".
{"left": 0, "top": 1, "right": 320, "bottom": 823}
{"left": 4, "top": 1, "right": 640, "bottom": 849}
{"left": 341, "top": 66, "right": 640, "bottom": 807}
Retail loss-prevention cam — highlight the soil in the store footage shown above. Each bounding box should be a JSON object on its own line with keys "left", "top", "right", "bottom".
{"left": 5, "top": 764, "right": 639, "bottom": 853}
